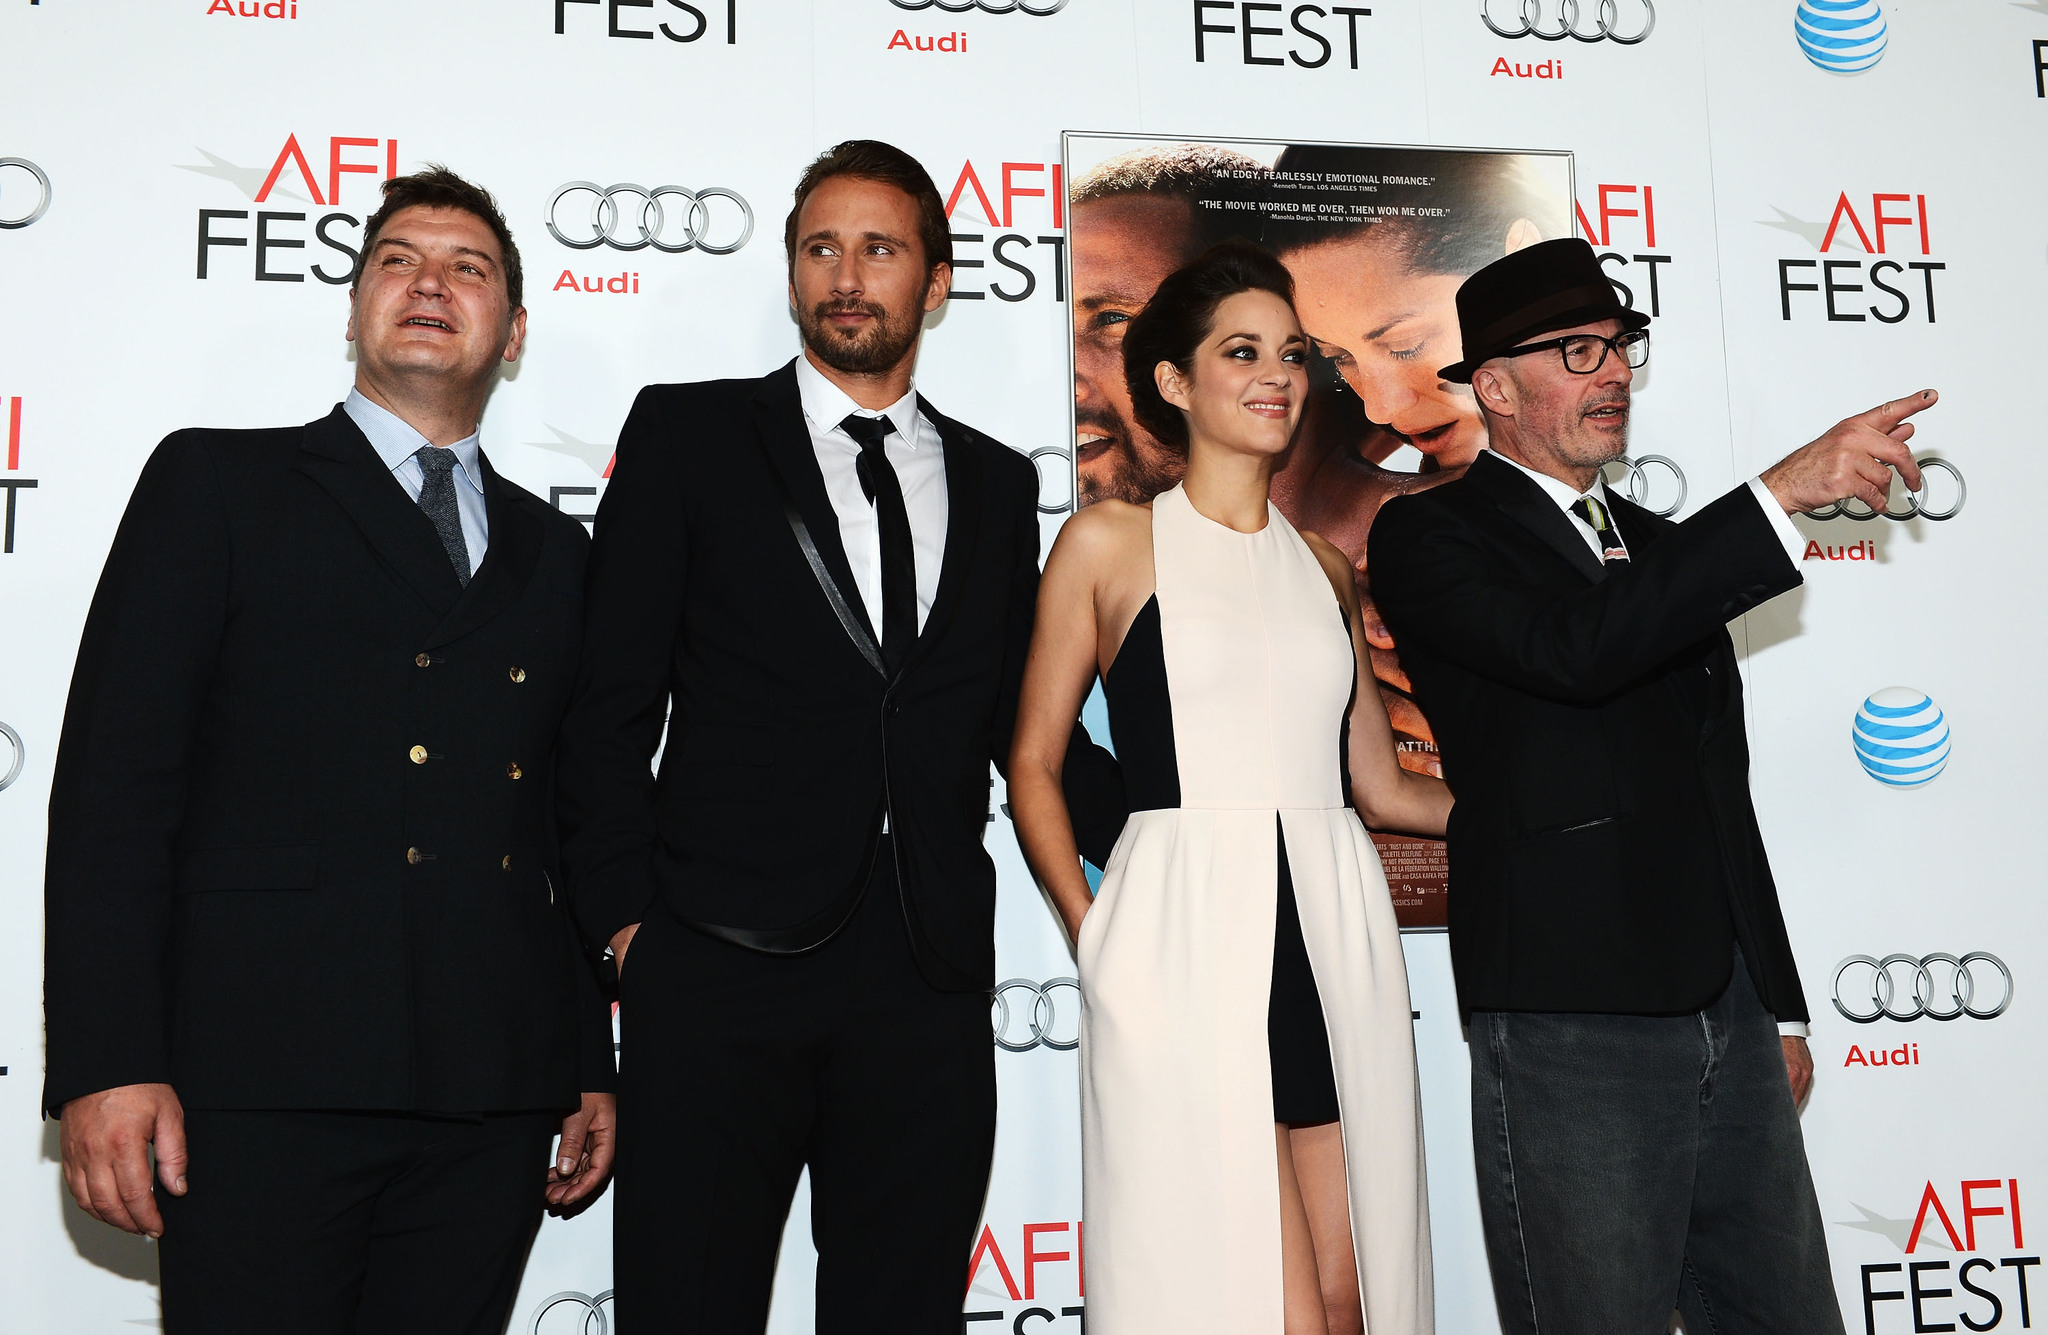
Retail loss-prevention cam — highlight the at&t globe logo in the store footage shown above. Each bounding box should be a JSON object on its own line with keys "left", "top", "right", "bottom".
{"left": 1852, "top": 688, "right": 1949, "bottom": 788}
{"left": 1795, "top": 0, "right": 1887, "bottom": 74}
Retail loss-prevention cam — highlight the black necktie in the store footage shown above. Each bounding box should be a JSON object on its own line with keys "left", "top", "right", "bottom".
{"left": 839, "top": 413, "right": 917, "bottom": 671}
{"left": 413, "top": 445, "right": 472, "bottom": 586}
{"left": 1573, "top": 494, "right": 1628, "bottom": 564}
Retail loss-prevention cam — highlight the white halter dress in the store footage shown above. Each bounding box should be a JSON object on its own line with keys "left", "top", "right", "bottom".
{"left": 1077, "top": 483, "right": 1433, "bottom": 1333}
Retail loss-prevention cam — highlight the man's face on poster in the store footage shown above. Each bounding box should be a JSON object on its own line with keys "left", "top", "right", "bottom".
{"left": 1072, "top": 193, "right": 1199, "bottom": 506}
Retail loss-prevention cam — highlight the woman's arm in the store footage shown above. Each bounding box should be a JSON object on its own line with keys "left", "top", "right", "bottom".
{"left": 1009, "top": 511, "right": 1122, "bottom": 942}
{"left": 1304, "top": 532, "right": 1452, "bottom": 838}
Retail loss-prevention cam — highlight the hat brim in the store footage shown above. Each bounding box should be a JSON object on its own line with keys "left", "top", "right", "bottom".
{"left": 1438, "top": 304, "right": 1651, "bottom": 384}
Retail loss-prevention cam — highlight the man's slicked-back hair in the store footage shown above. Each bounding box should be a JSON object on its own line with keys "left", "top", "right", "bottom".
{"left": 351, "top": 165, "right": 524, "bottom": 309}
{"left": 784, "top": 139, "right": 952, "bottom": 278}
{"left": 1071, "top": 143, "right": 1270, "bottom": 249}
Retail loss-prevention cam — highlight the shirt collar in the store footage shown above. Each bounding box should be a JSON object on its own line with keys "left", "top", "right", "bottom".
{"left": 793, "top": 353, "right": 923, "bottom": 449}
{"left": 344, "top": 389, "right": 486, "bottom": 495}
{"left": 1484, "top": 448, "right": 1610, "bottom": 513}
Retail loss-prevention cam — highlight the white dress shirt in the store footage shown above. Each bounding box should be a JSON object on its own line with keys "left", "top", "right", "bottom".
{"left": 1483, "top": 450, "right": 1810, "bottom": 1039}
{"left": 792, "top": 354, "right": 948, "bottom": 637}
{"left": 344, "top": 389, "right": 490, "bottom": 567}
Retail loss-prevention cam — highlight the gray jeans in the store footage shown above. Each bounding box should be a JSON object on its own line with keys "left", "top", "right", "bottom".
{"left": 1469, "top": 949, "right": 1845, "bottom": 1335}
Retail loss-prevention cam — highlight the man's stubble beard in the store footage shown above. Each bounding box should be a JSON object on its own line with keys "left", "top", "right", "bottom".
{"left": 799, "top": 297, "right": 922, "bottom": 377}
{"left": 1080, "top": 430, "right": 1186, "bottom": 507}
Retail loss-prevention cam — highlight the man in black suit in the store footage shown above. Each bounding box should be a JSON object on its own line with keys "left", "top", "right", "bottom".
{"left": 554, "top": 140, "right": 1123, "bottom": 1331}
{"left": 1369, "top": 238, "right": 1934, "bottom": 1335}
{"left": 45, "top": 168, "right": 615, "bottom": 1334}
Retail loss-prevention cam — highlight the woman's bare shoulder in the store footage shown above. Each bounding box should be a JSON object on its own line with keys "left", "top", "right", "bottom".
{"left": 1047, "top": 498, "right": 1153, "bottom": 567}
{"left": 1298, "top": 529, "right": 1362, "bottom": 611}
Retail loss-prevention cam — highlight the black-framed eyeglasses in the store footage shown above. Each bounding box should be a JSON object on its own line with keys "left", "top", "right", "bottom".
{"left": 1500, "top": 328, "right": 1649, "bottom": 375}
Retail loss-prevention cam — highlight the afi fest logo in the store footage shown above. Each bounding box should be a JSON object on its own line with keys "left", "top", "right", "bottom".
{"left": 1192, "top": 2, "right": 1376, "bottom": 69}
{"left": 1837, "top": 1178, "right": 2035, "bottom": 1334}
{"left": 1768, "top": 190, "right": 1944, "bottom": 324}
{"left": 1576, "top": 181, "right": 1671, "bottom": 316}
{"left": 552, "top": 0, "right": 738, "bottom": 44}
{"left": 1795, "top": 0, "right": 1887, "bottom": 75}
{"left": 183, "top": 133, "right": 400, "bottom": 284}
{"left": 943, "top": 157, "right": 1068, "bottom": 304}
{"left": 0, "top": 158, "right": 53, "bottom": 229}
{"left": 2, "top": 397, "right": 36, "bottom": 555}
{"left": 967, "top": 1218, "right": 1085, "bottom": 1323}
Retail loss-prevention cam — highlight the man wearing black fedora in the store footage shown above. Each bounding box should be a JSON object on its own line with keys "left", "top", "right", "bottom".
{"left": 1369, "top": 237, "right": 1935, "bottom": 1333}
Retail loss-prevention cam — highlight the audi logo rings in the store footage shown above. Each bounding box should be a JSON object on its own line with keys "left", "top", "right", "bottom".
{"left": 1832, "top": 953, "right": 2013, "bottom": 1023}
{"left": 1481, "top": 0, "right": 1655, "bottom": 44}
{"left": 0, "top": 722, "right": 21, "bottom": 792}
{"left": 0, "top": 158, "right": 53, "bottom": 229}
{"left": 546, "top": 182, "right": 754, "bottom": 255}
{"left": 1029, "top": 444, "right": 1076, "bottom": 515}
{"left": 529, "top": 1289, "right": 613, "bottom": 1335}
{"left": 891, "top": 0, "right": 1070, "bottom": 13}
{"left": 1808, "top": 457, "right": 1965, "bottom": 523}
{"left": 993, "top": 977, "right": 1081, "bottom": 1051}
{"left": 1599, "top": 453, "right": 1687, "bottom": 518}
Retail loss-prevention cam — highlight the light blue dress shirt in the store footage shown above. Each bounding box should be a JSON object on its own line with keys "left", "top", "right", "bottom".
{"left": 343, "top": 389, "right": 490, "bottom": 568}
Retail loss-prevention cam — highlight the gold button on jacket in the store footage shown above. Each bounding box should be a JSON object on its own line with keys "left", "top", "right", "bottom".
{"left": 409, "top": 745, "right": 428, "bottom": 764}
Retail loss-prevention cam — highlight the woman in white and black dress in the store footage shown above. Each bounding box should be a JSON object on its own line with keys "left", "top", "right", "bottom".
{"left": 1010, "top": 243, "right": 1450, "bottom": 1335}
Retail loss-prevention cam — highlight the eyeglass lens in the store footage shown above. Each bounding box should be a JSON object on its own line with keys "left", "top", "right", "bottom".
{"left": 1562, "top": 332, "right": 1649, "bottom": 373}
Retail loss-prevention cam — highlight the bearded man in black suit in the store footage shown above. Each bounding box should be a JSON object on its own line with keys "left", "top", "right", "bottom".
{"left": 555, "top": 140, "right": 1124, "bottom": 1332}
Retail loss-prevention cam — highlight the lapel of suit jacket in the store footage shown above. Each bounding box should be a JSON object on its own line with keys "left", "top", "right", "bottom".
{"left": 892, "top": 394, "right": 983, "bottom": 683}
{"left": 750, "top": 362, "right": 887, "bottom": 676}
{"left": 1465, "top": 450, "right": 1608, "bottom": 584}
{"left": 421, "top": 451, "right": 543, "bottom": 650}
{"left": 294, "top": 405, "right": 464, "bottom": 617}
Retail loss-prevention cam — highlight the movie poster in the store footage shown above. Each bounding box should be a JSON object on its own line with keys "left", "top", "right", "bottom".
{"left": 1062, "top": 133, "right": 1574, "bottom": 929}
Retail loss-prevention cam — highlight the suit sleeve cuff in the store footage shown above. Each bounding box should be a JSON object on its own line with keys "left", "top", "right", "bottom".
{"left": 1777, "top": 1020, "right": 1810, "bottom": 1039}
{"left": 1747, "top": 476, "right": 1806, "bottom": 567}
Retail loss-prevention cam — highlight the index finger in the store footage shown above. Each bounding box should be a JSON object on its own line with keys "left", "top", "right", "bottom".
{"left": 1858, "top": 426, "right": 1925, "bottom": 492}
{"left": 1856, "top": 389, "right": 1937, "bottom": 431}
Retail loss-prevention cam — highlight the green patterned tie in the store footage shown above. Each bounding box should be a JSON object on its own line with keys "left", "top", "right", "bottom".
{"left": 1573, "top": 495, "right": 1627, "bottom": 564}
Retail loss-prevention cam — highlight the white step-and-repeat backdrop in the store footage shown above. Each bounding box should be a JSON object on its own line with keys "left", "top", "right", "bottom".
{"left": 2, "top": 2, "right": 2043, "bottom": 1332}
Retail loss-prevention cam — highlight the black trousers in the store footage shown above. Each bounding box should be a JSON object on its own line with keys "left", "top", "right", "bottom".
{"left": 157, "top": 1108, "right": 556, "bottom": 1335}
{"left": 615, "top": 844, "right": 996, "bottom": 1333}
{"left": 1469, "top": 947, "right": 1843, "bottom": 1335}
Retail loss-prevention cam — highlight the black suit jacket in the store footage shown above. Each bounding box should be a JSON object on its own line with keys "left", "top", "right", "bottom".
{"left": 1369, "top": 452, "right": 1808, "bottom": 1022}
{"left": 555, "top": 360, "right": 1124, "bottom": 991}
{"left": 43, "top": 407, "right": 613, "bottom": 1116}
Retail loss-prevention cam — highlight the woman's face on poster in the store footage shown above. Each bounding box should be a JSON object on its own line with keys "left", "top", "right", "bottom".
{"left": 1282, "top": 235, "right": 1488, "bottom": 470}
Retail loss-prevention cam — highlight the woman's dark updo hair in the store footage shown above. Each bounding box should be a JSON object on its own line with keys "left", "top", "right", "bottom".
{"left": 1123, "top": 240, "right": 1297, "bottom": 451}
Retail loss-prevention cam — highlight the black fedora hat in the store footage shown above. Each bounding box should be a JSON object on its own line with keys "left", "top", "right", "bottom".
{"left": 1437, "top": 236, "right": 1649, "bottom": 384}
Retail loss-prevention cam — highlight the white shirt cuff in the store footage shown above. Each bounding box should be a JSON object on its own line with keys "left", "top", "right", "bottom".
{"left": 1777, "top": 1020, "right": 1810, "bottom": 1039}
{"left": 1746, "top": 476, "right": 1806, "bottom": 566}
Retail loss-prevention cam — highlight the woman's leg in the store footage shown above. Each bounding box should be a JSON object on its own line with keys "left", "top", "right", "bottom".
{"left": 1276, "top": 1123, "right": 1333, "bottom": 1335}
{"left": 1290, "top": 1120, "right": 1365, "bottom": 1335}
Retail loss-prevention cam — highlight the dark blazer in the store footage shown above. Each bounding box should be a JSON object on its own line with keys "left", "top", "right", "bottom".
{"left": 43, "top": 407, "right": 613, "bottom": 1116}
{"left": 554, "top": 360, "right": 1125, "bottom": 992}
{"left": 1369, "top": 452, "right": 1808, "bottom": 1022}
